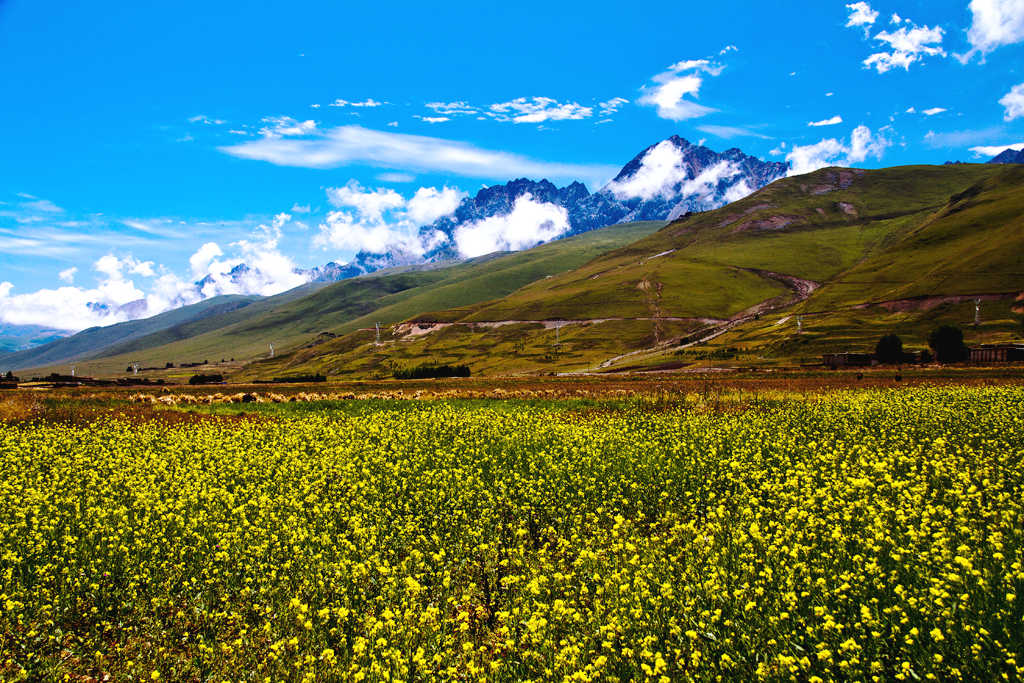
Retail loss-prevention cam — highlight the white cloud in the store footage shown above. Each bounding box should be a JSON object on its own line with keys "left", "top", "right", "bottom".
{"left": 290, "top": 203, "right": 311, "bottom": 214}
{"left": 258, "top": 116, "right": 318, "bottom": 138}
{"left": 188, "top": 115, "right": 226, "bottom": 125}
{"left": 968, "top": 141, "right": 1024, "bottom": 156}
{"left": 638, "top": 59, "right": 721, "bottom": 121}
{"left": 598, "top": 97, "right": 629, "bottom": 118}
{"left": 678, "top": 161, "right": 744, "bottom": 203}
{"left": 425, "top": 101, "right": 479, "bottom": 116}
{"left": 189, "top": 242, "right": 224, "bottom": 279}
{"left": 415, "top": 115, "right": 450, "bottom": 124}
{"left": 453, "top": 194, "right": 570, "bottom": 258}
{"left": 488, "top": 97, "right": 593, "bottom": 123}
{"left": 1000, "top": 83, "right": 1024, "bottom": 121}
{"left": 922, "top": 107, "right": 947, "bottom": 116}
{"left": 696, "top": 124, "right": 772, "bottom": 139}
{"left": 377, "top": 172, "right": 415, "bottom": 183}
{"left": 0, "top": 207, "right": 320, "bottom": 331}
{"left": 786, "top": 125, "right": 889, "bottom": 176}
{"left": 327, "top": 182, "right": 405, "bottom": 222}
{"left": 719, "top": 44, "right": 738, "bottom": 55}
{"left": 924, "top": 126, "right": 1007, "bottom": 148}
{"left": 863, "top": 23, "right": 946, "bottom": 73}
{"left": 406, "top": 186, "right": 465, "bottom": 226}
{"left": 961, "top": 0, "right": 1024, "bottom": 60}
{"left": 329, "top": 99, "right": 385, "bottom": 108}
{"left": 315, "top": 182, "right": 465, "bottom": 257}
{"left": 220, "top": 125, "right": 618, "bottom": 187}
{"left": 905, "top": 106, "right": 917, "bottom": 113}
{"left": 603, "top": 139, "right": 746, "bottom": 207}
{"left": 846, "top": 2, "right": 879, "bottom": 29}
{"left": 769, "top": 142, "right": 788, "bottom": 156}
{"left": 605, "top": 140, "right": 690, "bottom": 200}
{"left": 809, "top": 115, "right": 844, "bottom": 127}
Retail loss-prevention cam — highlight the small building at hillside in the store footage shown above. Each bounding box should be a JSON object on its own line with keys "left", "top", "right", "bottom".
{"left": 968, "top": 344, "right": 1024, "bottom": 363}
{"left": 823, "top": 352, "right": 875, "bottom": 369}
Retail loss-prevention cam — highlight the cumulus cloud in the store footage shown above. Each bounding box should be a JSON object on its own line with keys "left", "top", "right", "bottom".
{"left": 315, "top": 181, "right": 465, "bottom": 258}
{"left": 809, "top": 115, "right": 844, "bottom": 127}
{"left": 603, "top": 139, "right": 746, "bottom": 206}
{"left": 425, "top": 101, "right": 479, "bottom": 116}
{"left": 415, "top": 116, "right": 450, "bottom": 124}
{"left": 1000, "top": 83, "right": 1024, "bottom": 121}
{"left": 0, "top": 214, "right": 316, "bottom": 331}
{"left": 220, "top": 125, "right": 618, "bottom": 187}
{"left": 488, "top": 97, "right": 593, "bottom": 123}
{"left": 453, "top": 194, "right": 570, "bottom": 258}
{"left": 846, "top": 2, "right": 879, "bottom": 29}
{"left": 329, "top": 99, "right": 385, "bottom": 108}
{"left": 960, "top": 0, "right": 1024, "bottom": 60}
{"left": 258, "top": 116, "right": 318, "bottom": 138}
{"left": 786, "top": 125, "right": 889, "bottom": 176}
{"left": 923, "top": 107, "right": 948, "bottom": 116}
{"left": 968, "top": 141, "right": 1024, "bottom": 157}
{"left": 406, "top": 187, "right": 465, "bottom": 226}
{"left": 605, "top": 140, "right": 691, "bottom": 200}
{"left": 863, "top": 23, "right": 946, "bottom": 73}
{"left": 638, "top": 59, "right": 718, "bottom": 121}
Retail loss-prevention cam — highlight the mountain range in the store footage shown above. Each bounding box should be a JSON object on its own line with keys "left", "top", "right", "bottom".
{"left": 989, "top": 148, "right": 1024, "bottom": 164}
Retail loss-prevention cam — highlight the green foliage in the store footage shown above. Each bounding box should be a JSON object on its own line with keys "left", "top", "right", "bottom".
{"left": 393, "top": 364, "right": 471, "bottom": 380}
{"left": 875, "top": 334, "right": 903, "bottom": 364}
{"left": 929, "top": 325, "right": 969, "bottom": 363}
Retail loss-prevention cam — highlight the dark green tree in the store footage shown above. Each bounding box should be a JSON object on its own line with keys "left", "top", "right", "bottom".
{"left": 928, "top": 325, "right": 968, "bottom": 363}
{"left": 875, "top": 334, "right": 904, "bottom": 364}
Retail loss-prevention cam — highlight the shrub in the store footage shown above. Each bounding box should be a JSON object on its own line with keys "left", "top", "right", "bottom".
{"left": 928, "top": 325, "right": 968, "bottom": 363}
{"left": 875, "top": 334, "right": 903, "bottom": 364}
{"left": 393, "top": 364, "right": 471, "bottom": 380}
{"left": 188, "top": 374, "right": 224, "bottom": 385}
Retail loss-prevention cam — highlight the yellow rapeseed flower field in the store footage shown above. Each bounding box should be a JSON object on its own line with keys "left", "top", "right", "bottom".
{"left": 1, "top": 386, "right": 1022, "bottom": 681}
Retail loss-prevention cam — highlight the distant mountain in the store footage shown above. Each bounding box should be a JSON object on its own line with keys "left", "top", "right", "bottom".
{"left": 259, "top": 163, "right": 1024, "bottom": 379}
{"left": 0, "top": 295, "right": 260, "bottom": 372}
{"left": 0, "top": 323, "right": 69, "bottom": 354}
{"left": 202, "top": 136, "right": 786, "bottom": 282}
{"left": 413, "top": 136, "right": 786, "bottom": 261}
{"left": 989, "top": 148, "right": 1024, "bottom": 164}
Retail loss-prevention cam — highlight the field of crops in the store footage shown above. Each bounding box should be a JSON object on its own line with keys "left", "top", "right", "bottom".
{"left": 2, "top": 386, "right": 1023, "bottom": 681}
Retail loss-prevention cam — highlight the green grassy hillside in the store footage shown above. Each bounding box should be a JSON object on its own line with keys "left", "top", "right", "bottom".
{"left": 0, "top": 295, "right": 260, "bottom": 372}
{"left": 28, "top": 221, "right": 666, "bottom": 378}
{"left": 254, "top": 164, "right": 1023, "bottom": 379}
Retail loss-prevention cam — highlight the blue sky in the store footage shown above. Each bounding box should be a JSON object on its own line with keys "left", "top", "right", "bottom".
{"left": 1, "top": 0, "right": 1023, "bottom": 329}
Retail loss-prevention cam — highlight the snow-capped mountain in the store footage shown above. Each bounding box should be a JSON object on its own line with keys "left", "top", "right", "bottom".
{"left": 405, "top": 135, "right": 786, "bottom": 261}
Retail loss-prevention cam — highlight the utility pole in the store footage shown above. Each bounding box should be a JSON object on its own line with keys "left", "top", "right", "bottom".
{"left": 269, "top": 343, "right": 275, "bottom": 358}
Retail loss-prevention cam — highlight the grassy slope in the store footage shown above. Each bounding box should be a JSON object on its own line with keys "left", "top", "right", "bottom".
{"left": 33, "top": 221, "right": 666, "bottom": 378}
{"left": 0, "top": 295, "right": 261, "bottom": 372}
{"left": 260, "top": 164, "right": 1024, "bottom": 378}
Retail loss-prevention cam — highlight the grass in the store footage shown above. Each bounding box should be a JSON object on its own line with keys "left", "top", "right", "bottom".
{"left": 20, "top": 221, "right": 665, "bottom": 379}
{"left": 256, "top": 164, "right": 1024, "bottom": 378}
